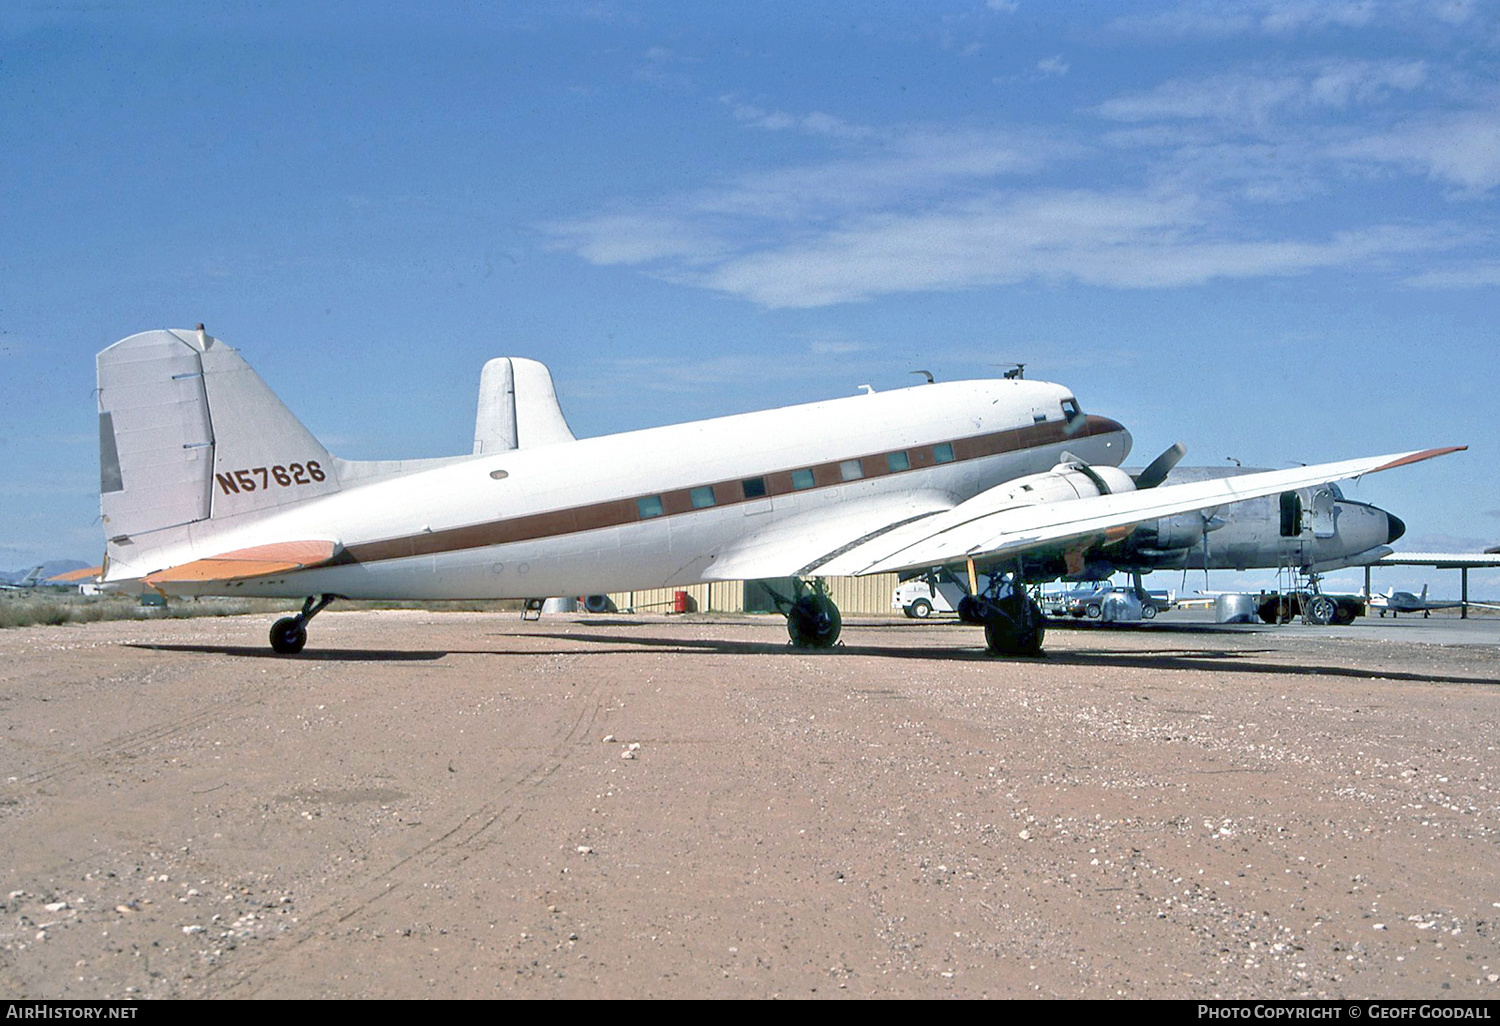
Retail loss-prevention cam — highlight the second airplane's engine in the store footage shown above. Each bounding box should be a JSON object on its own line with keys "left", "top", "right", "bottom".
{"left": 1128, "top": 512, "right": 1212, "bottom": 556}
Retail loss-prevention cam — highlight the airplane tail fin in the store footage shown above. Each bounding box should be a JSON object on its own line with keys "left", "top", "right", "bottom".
{"left": 473, "top": 357, "right": 576, "bottom": 454}
{"left": 1420, "top": 583, "right": 1428, "bottom": 603}
{"left": 97, "top": 328, "right": 340, "bottom": 553}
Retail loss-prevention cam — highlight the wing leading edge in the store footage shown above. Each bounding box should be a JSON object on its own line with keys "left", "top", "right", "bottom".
{"left": 812, "top": 446, "right": 1465, "bottom": 578}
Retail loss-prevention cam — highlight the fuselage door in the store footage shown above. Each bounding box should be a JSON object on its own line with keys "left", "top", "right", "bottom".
{"left": 1310, "top": 487, "right": 1338, "bottom": 538}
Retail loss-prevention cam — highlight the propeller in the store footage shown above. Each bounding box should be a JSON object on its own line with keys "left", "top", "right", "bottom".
{"left": 1134, "top": 442, "right": 1186, "bottom": 490}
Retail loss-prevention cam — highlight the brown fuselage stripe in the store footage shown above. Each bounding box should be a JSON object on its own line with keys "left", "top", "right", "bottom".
{"left": 338, "top": 415, "right": 1125, "bottom": 567}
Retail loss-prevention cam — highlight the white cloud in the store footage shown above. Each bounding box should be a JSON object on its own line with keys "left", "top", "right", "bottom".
{"left": 1109, "top": 0, "right": 1472, "bottom": 38}
{"left": 1404, "top": 261, "right": 1500, "bottom": 287}
{"left": 541, "top": 211, "right": 728, "bottom": 266}
{"left": 1097, "top": 60, "right": 1427, "bottom": 126}
{"left": 1036, "top": 55, "right": 1069, "bottom": 77}
{"left": 726, "top": 101, "right": 876, "bottom": 140}
{"left": 1332, "top": 107, "right": 1500, "bottom": 195}
{"left": 681, "top": 194, "right": 1457, "bottom": 307}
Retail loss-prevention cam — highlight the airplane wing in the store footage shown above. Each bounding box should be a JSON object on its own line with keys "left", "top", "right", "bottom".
{"left": 811, "top": 447, "right": 1463, "bottom": 578}
{"left": 142, "top": 540, "right": 341, "bottom": 586}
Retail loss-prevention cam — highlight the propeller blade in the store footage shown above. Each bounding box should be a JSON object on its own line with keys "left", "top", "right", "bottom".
{"left": 1134, "top": 442, "right": 1187, "bottom": 490}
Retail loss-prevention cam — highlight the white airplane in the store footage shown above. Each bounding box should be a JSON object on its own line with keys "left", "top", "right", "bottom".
{"left": 85, "top": 327, "right": 1462, "bottom": 656}
{"left": 1368, "top": 585, "right": 1500, "bottom": 618}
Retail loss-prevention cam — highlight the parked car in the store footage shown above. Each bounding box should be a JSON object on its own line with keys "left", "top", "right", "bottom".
{"left": 1062, "top": 584, "right": 1173, "bottom": 621}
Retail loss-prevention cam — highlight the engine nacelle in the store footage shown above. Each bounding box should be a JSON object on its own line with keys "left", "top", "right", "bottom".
{"left": 1130, "top": 512, "right": 1209, "bottom": 554}
{"left": 990, "top": 462, "right": 1138, "bottom": 507}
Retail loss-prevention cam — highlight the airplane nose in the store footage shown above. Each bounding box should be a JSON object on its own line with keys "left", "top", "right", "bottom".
{"left": 1386, "top": 512, "right": 1406, "bottom": 545}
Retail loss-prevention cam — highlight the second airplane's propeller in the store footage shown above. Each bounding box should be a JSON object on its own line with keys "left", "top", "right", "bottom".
{"left": 1133, "top": 442, "right": 1187, "bottom": 490}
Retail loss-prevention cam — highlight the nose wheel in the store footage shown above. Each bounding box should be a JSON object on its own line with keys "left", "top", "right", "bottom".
{"left": 268, "top": 594, "right": 336, "bottom": 654}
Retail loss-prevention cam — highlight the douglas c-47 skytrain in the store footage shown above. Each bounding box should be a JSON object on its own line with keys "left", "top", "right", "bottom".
{"left": 85, "top": 328, "right": 1461, "bottom": 656}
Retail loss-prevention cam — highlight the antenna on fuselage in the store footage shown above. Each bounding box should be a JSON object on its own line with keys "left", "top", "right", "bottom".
{"left": 911, "top": 370, "right": 935, "bottom": 384}
{"left": 993, "top": 362, "right": 1026, "bottom": 380}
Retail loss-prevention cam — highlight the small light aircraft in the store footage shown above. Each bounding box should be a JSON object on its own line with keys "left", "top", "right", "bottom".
{"left": 1368, "top": 585, "right": 1500, "bottom": 618}
{"left": 85, "top": 328, "right": 1462, "bottom": 656}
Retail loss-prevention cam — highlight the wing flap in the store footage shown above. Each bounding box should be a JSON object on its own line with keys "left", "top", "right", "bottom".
{"left": 144, "top": 540, "right": 341, "bottom": 585}
{"left": 814, "top": 446, "right": 1464, "bottom": 577}
{"left": 701, "top": 492, "right": 954, "bottom": 582}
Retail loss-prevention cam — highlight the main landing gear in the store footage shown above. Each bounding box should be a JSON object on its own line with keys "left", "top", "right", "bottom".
{"left": 269, "top": 594, "right": 336, "bottom": 654}
{"left": 764, "top": 578, "right": 843, "bottom": 649}
{"left": 958, "top": 574, "right": 1047, "bottom": 657}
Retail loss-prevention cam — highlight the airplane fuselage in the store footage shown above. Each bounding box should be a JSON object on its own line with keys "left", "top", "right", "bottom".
{"left": 105, "top": 379, "right": 1131, "bottom": 600}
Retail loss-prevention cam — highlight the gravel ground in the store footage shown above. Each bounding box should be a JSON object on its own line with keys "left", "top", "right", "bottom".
{"left": 1, "top": 609, "right": 1497, "bottom": 999}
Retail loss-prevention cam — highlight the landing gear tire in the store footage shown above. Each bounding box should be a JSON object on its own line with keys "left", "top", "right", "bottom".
{"left": 270, "top": 616, "right": 308, "bottom": 655}
{"left": 909, "top": 599, "right": 933, "bottom": 619}
{"left": 787, "top": 594, "right": 842, "bottom": 649}
{"left": 983, "top": 597, "right": 1046, "bottom": 657}
{"left": 1306, "top": 595, "right": 1337, "bottom": 626}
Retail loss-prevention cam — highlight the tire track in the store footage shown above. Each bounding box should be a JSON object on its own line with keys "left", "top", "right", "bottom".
{"left": 211, "top": 679, "right": 606, "bottom": 996}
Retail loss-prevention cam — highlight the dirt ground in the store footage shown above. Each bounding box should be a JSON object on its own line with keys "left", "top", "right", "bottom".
{"left": 2, "top": 609, "right": 1498, "bottom": 1000}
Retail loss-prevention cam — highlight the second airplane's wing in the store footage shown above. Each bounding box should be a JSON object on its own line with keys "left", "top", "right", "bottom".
{"left": 812, "top": 447, "right": 1463, "bottom": 578}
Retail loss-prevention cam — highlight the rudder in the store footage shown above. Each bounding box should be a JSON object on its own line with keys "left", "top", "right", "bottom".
{"left": 97, "top": 328, "right": 339, "bottom": 546}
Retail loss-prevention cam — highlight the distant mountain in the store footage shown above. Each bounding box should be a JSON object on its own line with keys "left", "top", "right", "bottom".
{"left": 2, "top": 559, "right": 91, "bottom": 585}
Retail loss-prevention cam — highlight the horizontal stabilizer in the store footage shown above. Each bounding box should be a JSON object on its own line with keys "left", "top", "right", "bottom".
{"left": 143, "top": 540, "right": 340, "bottom": 585}
{"left": 49, "top": 566, "right": 103, "bottom": 583}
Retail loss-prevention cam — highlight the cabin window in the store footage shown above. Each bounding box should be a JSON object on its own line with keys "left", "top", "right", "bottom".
{"left": 792, "top": 468, "right": 815, "bottom": 490}
{"left": 489, "top": 469, "right": 509, "bottom": 480}
{"left": 1061, "top": 398, "right": 1081, "bottom": 421}
{"left": 742, "top": 477, "right": 767, "bottom": 499}
{"left": 887, "top": 451, "right": 910, "bottom": 473}
{"left": 933, "top": 443, "right": 954, "bottom": 464}
{"left": 1279, "top": 491, "right": 1302, "bottom": 537}
{"left": 689, "top": 485, "right": 716, "bottom": 509}
{"left": 840, "top": 459, "right": 864, "bottom": 481}
{"left": 1033, "top": 413, "right": 1047, "bottom": 424}
{"left": 637, "top": 495, "right": 664, "bottom": 519}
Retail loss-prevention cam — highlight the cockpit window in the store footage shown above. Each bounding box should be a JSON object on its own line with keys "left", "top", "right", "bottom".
{"left": 1061, "top": 398, "right": 1081, "bottom": 421}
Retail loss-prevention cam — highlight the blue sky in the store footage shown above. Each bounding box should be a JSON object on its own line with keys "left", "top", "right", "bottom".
{"left": 2, "top": 1, "right": 1496, "bottom": 596}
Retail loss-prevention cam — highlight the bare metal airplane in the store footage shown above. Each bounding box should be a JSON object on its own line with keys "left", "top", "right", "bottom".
{"left": 0, "top": 566, "right": 46, "bottom": 590}
{"left": 85, "top": 328, "right": 1461, "bottom": 656}
{"left": 1060, "top": 465, "right": 1406, "bottom": 581}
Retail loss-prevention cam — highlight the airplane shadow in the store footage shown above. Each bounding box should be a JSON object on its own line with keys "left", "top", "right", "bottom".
{"left": 127, "top": 634, "right": 1499, "bottom": 688}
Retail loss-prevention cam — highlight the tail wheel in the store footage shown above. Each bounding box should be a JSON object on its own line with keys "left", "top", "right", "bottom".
{"left": 788, "top": 594, "right": 842, "bottom": 649}
{"left": 269, "top": 616, "right": 308, "bottom": 655}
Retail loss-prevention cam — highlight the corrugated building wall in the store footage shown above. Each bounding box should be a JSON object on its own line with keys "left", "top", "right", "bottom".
{"left": 605, "top": 575, "right": 902, "bottom": 616}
